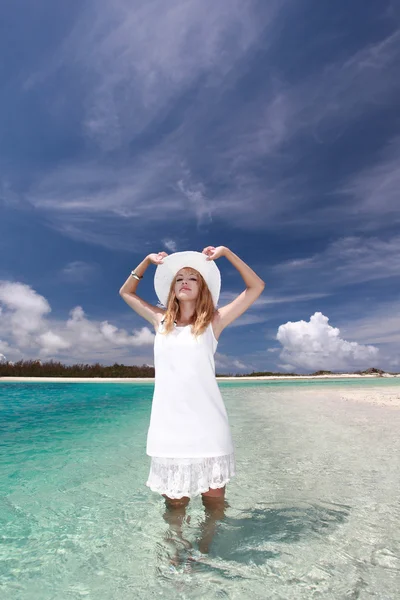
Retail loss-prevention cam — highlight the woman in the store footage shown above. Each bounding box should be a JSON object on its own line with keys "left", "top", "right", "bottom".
{"left": 119, "top": 245, "right": 264, "bottom": 555}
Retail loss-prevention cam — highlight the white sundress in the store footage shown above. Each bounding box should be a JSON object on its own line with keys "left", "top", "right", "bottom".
{"left": 145, "top": 319, "right": 236, "bottom": 499}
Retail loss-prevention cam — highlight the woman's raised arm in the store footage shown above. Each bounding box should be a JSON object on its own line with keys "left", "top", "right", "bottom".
{"left": 202, "top": 246, "right": 265, "bottom": 332}
{"left": 119, "top": 252, "right": 168, "bottom": 328}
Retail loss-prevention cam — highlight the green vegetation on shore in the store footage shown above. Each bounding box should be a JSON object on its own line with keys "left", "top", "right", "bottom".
{"left": 0, "top": 360, "right": 394, "bottom": 378}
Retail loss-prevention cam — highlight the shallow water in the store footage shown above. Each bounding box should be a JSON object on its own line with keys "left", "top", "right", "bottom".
{"left": 1, "top": 381, "right": 400, "bottom": 599}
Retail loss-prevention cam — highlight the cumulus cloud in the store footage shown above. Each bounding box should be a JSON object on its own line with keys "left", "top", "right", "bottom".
{"left": 0, "top": 281, "right": 154, "bottom": 363}
{"left": 66, "top": 306, "right": 154, "bottom": 349}
{"left": 0, "top": 279, "right": 254, "bottom": 372}
{"left": 38, "top": 331, "right": 71, "bottom": 355}
{"left": 277, "top": 312, "right": 379, "bottom": 372}
{"left": 0, "top": 282, "right": 51, "bottom": 347}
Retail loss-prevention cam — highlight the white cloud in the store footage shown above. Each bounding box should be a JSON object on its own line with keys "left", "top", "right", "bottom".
{"left": 65, "top": 306, "right": 155, "bottom": 350}
{"left": 215, "top": 290, "right": 330, "bottom": 328}
{"left": 0, "top": 282, "right": 51, "bottom": 347}
{"left": 15, "top": 1, "right": 286, "bottom": 243}
{"left": 223, "top": 314, "right": 269, "bottom": 328}
{"left": 340, "top": 300, "right": 400, "bottom": 346}
{"left": 276, "top": 311, "right": 379, "bottom": 372}
{"left": 272, "top": 234, "right": 400, "bottom": 288}
{"left": 27, "top": 0, "right": 269, "bottom": 149}
{"left": 12, "top": 5, "right": 400, "bottom": 247}
{"left": 38, "top": 331, "right": 71, "bottom": 355}
{"left": 256, "top": 292, "right": 330, "bottom": 306}
{"left": 25, "top": 154, "right": 215, "bottom": 248}
{"left": 215, "top": 352, "right": 248, "bottom": 373}
{"left": 264, "top": 29, "right": 400, "bottom": 151}
{"left": 163, "top": 239, "right": 178, "bottom": 252}
{"left": 0, "top": 281, "right": 154, "bottom": 363}
{"left": 219, "top": 290, "right": 329, "bottom": 305}
{"left": 208, "top": 29, "right": 400, "bottom": 230}
{"left": 177, "top": 176, "right": 212, "bottom": 228}
{"left": 0, "top": 281, "right": 260, "bottom": 372}
{"left": 342, "top": 135, "right": 400, "bottom": 221}
{"left": 28, "top": 158, "right": 179, "bottom": 214}
{"left": 80, "top": 0, "right": 270, "bottom": 150}
{"left": 60, "top": 261, "right": 99, "bottom": 283}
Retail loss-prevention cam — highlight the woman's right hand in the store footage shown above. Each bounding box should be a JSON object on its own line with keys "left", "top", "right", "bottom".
{"left": 147, "top": 252, "right": 168, "bottom": 265}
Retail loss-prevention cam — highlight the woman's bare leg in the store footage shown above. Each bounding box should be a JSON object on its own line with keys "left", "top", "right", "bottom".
{"left": 162, "top": 495, "right": 192, "bottom": 565}
{"left": 198, "top": 486, "right": 227, "bottom": 554}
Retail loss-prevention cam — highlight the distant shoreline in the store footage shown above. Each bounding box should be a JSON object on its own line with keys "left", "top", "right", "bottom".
{"left": 1, "top": 374, "right": 399, "bottom": 383}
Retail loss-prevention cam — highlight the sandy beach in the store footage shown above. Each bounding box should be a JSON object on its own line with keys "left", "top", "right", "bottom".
{"left": 1, "top": 373, "right": 399, "bottom": 383}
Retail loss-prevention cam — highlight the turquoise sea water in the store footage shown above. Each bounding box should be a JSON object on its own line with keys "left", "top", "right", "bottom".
{"left": 1, "top": 379, "right": 400, "bottom": 599}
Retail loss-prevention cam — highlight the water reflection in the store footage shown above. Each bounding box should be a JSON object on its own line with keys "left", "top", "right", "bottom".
{"left": 161, "top": 494, "right": 231, "bottom": 569}
{"left": 158, "top": 499, "right": 351, "bottom": 574}
{"left": 162, "top": 499, "right": 193, "bottom": 568}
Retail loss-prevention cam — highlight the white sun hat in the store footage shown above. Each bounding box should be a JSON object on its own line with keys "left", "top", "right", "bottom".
{"left": 154, "top": 251, "right": 221, "bottom": 308}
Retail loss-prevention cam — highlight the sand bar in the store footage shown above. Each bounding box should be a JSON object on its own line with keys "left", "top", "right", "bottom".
{"left": 337, "top": 387, "right": 400, "bottom": 408}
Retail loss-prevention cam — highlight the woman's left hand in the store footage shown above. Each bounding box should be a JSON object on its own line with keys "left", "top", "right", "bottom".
{"left": 202, "top": 246, "right": 226, "bottom": 261}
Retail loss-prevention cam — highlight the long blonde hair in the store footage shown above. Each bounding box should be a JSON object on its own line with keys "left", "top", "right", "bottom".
{"left": 161, "top": 268, "right": 215, "bottom": 337}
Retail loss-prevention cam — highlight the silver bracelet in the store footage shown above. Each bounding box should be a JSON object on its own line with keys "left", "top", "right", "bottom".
{"left": 130, "top": 271, "right": 142, "bottom": 280}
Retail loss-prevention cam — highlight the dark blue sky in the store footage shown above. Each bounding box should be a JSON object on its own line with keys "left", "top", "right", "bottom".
{"left": 1, "top": 0, "right": 400, "bottom": 373}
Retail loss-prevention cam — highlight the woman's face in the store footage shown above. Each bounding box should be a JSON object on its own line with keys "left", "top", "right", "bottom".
{"left": 174, "top": 268, "right": 200, "bottom": 303}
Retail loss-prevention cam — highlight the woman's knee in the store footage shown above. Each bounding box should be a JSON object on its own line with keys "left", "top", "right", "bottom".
{"left": 162, "top": 494, "right": 190, "bottom": 508}
{"left": 201, "top": 485, "right": 225, "bottom": 499}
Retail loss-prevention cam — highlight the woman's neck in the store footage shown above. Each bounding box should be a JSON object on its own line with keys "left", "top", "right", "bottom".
{"left": 176, "top": 319, "right": 193, "bottom": 326}
{"left": 176, "top": 313, "right": 194, "bottom": 326}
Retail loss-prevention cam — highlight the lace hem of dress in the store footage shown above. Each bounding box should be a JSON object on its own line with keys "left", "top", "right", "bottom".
{"left": 145, "top": 453, "right": 236, "bottom": 499}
